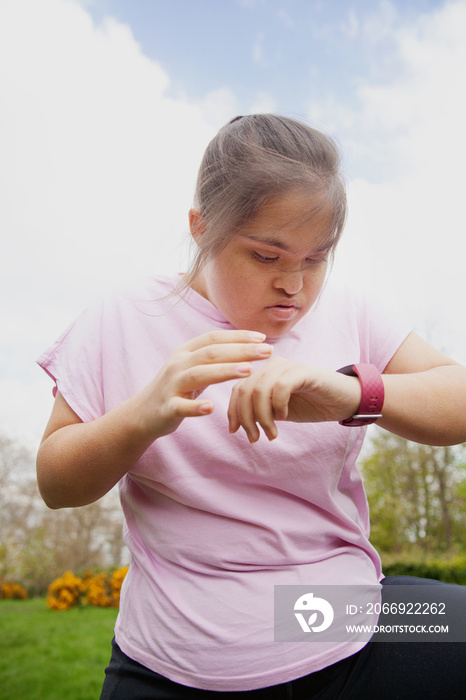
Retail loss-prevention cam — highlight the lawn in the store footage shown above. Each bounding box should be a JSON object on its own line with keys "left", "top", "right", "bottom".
{"left": 0, "top": 599, "right": 118, "bottom": 700}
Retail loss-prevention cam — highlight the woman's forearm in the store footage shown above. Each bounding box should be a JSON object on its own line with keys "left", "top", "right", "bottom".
{"left": 379, "top": 365, "right": 466, "bottom": 446}
{"left": 36, "top": 396, "right": 157, "bottom": 509}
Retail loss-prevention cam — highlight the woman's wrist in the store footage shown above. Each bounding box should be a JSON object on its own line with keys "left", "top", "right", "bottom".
{"left": 337, "top": 364, "right": 384, "bottom": 426}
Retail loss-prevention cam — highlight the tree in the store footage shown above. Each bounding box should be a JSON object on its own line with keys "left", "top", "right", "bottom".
{"left": 360, "top": 428, "right": 466, "bottom": 555}
{"left": 1, "top": 434, "right": 128, "bottom": 594}
{"left": 0, "top": 436, "right": 37, "bottom": 582}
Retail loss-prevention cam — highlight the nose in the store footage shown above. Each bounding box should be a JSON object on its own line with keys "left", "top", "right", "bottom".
{"left": 273, "top": 269, "right": 304, "bottom": 295}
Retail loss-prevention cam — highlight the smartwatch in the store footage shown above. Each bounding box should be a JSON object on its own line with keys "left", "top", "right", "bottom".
{"left": 337, "top": 364, "right": 384, "bottom": 427}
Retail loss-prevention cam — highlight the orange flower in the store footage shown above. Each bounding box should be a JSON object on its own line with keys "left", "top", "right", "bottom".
{"left": 46, "top": 571, "right": 84, "bottom": 610}
{"left": 1, "top": 581, "right": 28, "bottom": 600}
{"left": 46, "top": 567, "right": 129, "bottom": 610}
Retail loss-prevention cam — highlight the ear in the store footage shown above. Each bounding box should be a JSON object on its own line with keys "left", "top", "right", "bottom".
{"left": 188, "top": 209, "right": 206, "bottom": 243}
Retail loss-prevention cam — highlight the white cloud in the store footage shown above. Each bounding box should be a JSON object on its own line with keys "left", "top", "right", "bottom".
{"left": 249, "top": 91, "right": 278, "bottom": 114}
{"left": 0, "top": 376, "right": 54, "bottom": 449}
{"left": 329, "top": 0, "right": 466, "bottom": 360}
{"left": 3, "top": 0, "right": 466, "bottom": 446}
{"left": 196, "top": 87, "right": 239, "bottom": 128}
{"left": 0, "top": 0, "right": 229, "bottom": 443}
{"left": 360, "top": 0, "right": 399, "bottom": 45}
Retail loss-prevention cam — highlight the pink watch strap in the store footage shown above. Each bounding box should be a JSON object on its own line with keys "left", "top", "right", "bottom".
{"left": 337, "top": 364, "right": 384, "bottom": 426}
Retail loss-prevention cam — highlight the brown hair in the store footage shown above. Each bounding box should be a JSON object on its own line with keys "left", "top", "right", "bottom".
{"left": 184, "top": 114, "right": 347, "bottom": 287}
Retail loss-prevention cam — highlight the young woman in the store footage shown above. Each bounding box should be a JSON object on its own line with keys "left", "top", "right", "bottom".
{"left": 37, "top": 115, "right": 466, "bottom": 698}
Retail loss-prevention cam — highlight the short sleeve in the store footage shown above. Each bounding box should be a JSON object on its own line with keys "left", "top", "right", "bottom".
{"left": 36, "top": 275, "right": 183, "bottom": 425}
{"left": 356, "top": 290, "right": 413, "bottom": 371}
{"left": 36, "top": 301, "right": 106, "bottom": 422}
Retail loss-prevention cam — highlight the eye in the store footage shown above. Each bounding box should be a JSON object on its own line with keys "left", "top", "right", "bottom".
{"left": 304, "top": 255, "right": 328, "bottom": 266}
{"left": 253, "top": 251, "right": 279, "bottom": 264}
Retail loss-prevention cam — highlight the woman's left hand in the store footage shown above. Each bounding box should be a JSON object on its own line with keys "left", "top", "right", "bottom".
{"left": 227, "top": 357, "right": 362, "bottom": 443}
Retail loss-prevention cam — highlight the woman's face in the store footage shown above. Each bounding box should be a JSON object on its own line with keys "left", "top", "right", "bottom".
{"left": 189, "top": 191, "right": 336, "bottom": 339}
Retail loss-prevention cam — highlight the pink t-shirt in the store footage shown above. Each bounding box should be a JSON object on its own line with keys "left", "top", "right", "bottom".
{"left": 37, "top": 275, "right": 410, "bottom": 691}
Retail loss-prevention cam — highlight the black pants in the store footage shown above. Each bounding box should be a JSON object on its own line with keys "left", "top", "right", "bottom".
{"left": 100, "top": 577, "right": 466, "bottom": 699}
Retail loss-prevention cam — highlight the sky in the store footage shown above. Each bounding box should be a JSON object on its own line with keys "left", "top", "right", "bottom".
{"left": 1, "top": 0, "right": 466, "bottom": 448}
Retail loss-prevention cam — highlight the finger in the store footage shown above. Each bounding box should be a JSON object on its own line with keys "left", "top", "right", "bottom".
{"left": 271, "top": 364, "right": 312, "bottom": 421}
{"left": 227, "top": 381, "right": 245, "bottom": 434}
{"left": 230, "top": 360, "right": 294, "bottom": 441}
{"left": 169, "top": 396, "right": 215, "bottom": 418}
{"left": 182, "top": 330, "right": 266, "bottom": 353}
{"left": 229, "top": 379, "right": 261, "bottom": 444}
{"left": 269, "top": 378, "right": 292, "bottom": 422}
{"left": 227, "top": 390, "right": 240, "bottom": 434}
{"left": 190, "top": 341, "right": 273, "bottom": 367}
{"left": 178, "top": 361, "right": 254, "bottom": 395}
{"left": 251, "top": 380, "right": 279, "bottom": 441}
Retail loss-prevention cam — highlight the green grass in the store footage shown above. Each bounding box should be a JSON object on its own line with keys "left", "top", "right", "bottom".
{"left": 0, "top": 599, "right": 118, "bottom": 700}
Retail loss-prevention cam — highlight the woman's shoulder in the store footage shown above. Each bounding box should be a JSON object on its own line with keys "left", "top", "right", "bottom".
{"left": 113, "top": 273, "right": 181, "bottom": 302}
{"left": 320, "top": 276, "right": 410, "bottom": 325}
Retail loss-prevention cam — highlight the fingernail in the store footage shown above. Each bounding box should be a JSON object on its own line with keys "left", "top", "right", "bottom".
{"left": 199, "top": 403, "right": 212, "bottom": 414}
{"left": 236, "top": 363, "right": 252, "bottom": 376}
{"left": 257, "top": 344, "right": 273, "bottom": 356}
{"left": 248, "top": 332, "right": 266, "bottom": 342}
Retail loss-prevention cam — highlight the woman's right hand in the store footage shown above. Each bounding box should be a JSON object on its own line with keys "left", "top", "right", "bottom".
{"left": 135, "top": 330, "right": 273, "bottom": 440}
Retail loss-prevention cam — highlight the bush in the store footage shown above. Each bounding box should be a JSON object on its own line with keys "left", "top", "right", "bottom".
{"left": 109, "top": 566, "right": 127, "bottom": 607}
{"left": 46, "top": 571, "right": 85, "bottom": 610}
{"left": 46, "top": 567, "right": 128, "bottom": 610}
{"left": 382, "top": 555, "right": 466, "bottom": 585}
{"left": 82, "top": 571, "right": 114, "bottom": 608}
{"left": 1, "top": 581, "right": 28, "bottom": 600}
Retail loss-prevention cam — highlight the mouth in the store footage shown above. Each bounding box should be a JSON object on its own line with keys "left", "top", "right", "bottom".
{"left": 266, "top": 302, "right": 300, "bottom": 321}
{"left": 267, "top": 300, "right": 300, "bottom": 309}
